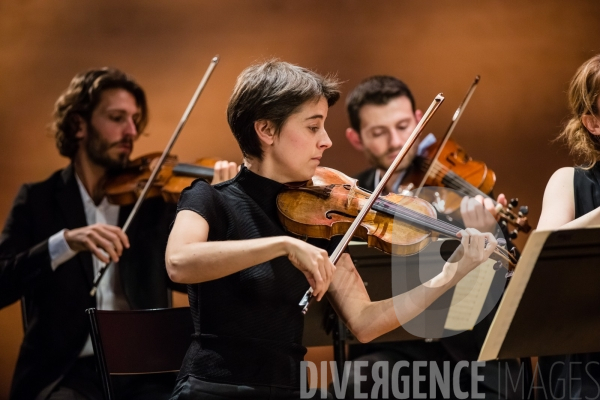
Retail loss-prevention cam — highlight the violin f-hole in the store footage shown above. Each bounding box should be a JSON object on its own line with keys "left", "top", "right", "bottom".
{"left": 325, "top": 210, "right": 358, "bottom": 220}
{"left": 445, "top": 154, "right": 457, "bottom": 166}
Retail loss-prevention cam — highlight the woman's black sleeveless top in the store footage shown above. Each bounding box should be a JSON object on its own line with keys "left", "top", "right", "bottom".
{"left": 538, "top": 165, "right": 600, "bottom": 399}
{"left": 174, "top": 166, "right": 322, "bottom": 390}
{"left": 573, "top": 165, "right": 600, "bottom": 216}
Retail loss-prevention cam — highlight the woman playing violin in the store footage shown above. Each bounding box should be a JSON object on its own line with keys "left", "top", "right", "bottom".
{"left": 536, "top": 54, "right": 600, "bottom": 400}
{"left": 166, "top": 60, "right": 498, "bottom": 399}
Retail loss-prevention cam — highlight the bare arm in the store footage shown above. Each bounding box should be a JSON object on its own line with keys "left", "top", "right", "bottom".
{"left": 327, "top": 229, "right": 497, "bottom": 343}
{"left": 536, "top": 167, "right": 600, "bottom": 230}
{"left": 165, "top": 210, "right": 335, "bottom": 300}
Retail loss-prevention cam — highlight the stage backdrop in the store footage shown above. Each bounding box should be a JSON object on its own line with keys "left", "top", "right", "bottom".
{"left": 1, "top": 0, "right": 598, "bottom": 397}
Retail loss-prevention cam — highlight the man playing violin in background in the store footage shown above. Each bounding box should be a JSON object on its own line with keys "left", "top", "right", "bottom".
{"left": 339, "top": 75, "right": 521, "bottom": 399}
{"left": 0, "top": 67, "right": 237, "bottom": 400}
{"left": 345, "top": 76, "right": 508, "bottom": 231}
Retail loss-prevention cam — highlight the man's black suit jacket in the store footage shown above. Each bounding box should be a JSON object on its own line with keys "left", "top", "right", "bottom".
{"left": 0, "top": 164, "right": 178, "bottom": 400}
{"left": 355, "top": 168, "right": 378, "bottom": 192}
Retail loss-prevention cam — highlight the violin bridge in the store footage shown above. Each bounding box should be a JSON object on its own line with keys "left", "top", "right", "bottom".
{"left": 346, "top": 184, "right": 358, "bottom": 209}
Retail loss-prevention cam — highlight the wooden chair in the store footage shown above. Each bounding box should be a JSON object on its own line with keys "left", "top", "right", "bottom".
{"left": 86, "top": 307, "right": 194, "bottom": 400}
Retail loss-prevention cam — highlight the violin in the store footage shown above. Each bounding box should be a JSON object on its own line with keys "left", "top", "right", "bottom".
{"left": 401, "top": 138, "right": 531, "bottom": 239}
{"left": 394, "top": 76, "right": 530, "bottom": 239}
{"left": 277, "top": 167, "right": 517, "bottom": 272}
{"left": 105, "top": 152, "right": 217, "bottom": 205}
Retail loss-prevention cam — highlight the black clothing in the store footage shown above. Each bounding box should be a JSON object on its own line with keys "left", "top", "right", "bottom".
{"left": 573, "top": 165, "right": 600, "bottom": 217}
{"left": 0, "top": 164, "right": 178, "bottom": 400}
{"left": 174, "top": 166, "right": 318, "bottom": 390}
{"left": 537, "top": 165, "right": 600, "bottom": 400}
{"left": 170, "top": 376, "right": 332, "bottom": 400}
{"left": 355, "top": 168, "right": 378, "bottom": 192}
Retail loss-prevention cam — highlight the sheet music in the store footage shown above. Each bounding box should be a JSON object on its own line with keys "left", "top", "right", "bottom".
{"left": 444, "top": 259, "right": 497, "bottom": 331}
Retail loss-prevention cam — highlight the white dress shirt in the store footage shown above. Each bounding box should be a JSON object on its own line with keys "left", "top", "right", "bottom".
{"left": 48, "top": 174, "right": 129, "bottom": 356}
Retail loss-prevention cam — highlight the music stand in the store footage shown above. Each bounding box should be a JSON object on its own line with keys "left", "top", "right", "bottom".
{"left": 479, "top": 226, "right": 600, "bottom": 362}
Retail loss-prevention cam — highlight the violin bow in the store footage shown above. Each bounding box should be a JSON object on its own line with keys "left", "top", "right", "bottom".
{"left": 412, "top": 77, "right": 530, "bottom": 238}
{"left": 415, "top": 76, "right": 480, "bottom": 196}
{"left": 90, "top": 56, "right": 220, "bottom": 296}
{"left": 299, "top": 93, "right": 445, "bottom": 314}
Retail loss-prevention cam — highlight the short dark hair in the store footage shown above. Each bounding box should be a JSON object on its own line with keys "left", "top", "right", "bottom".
{"left": 51, "top": 67, "right": 148, "bottom": 159}
{"left": 227, "top": 60, "right": 341, "bottom": 160}
{"left": 346, "top": 76, "right": 415, "bottom": 133}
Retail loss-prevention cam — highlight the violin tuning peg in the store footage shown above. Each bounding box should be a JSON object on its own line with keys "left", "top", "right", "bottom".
{"left": 509, "top": 198, "right": 519, "bottom": 208}
{"left": 509, "top": 230, "right": 518, "bottom": 240}
{"left": 495, "top": 203, "right": 504, "bottom": 213}
{"left": 519, "top": 205, "right": 529, "bottom": 216}
{"left": 501, "top": 220, "right": 508, "bottom": 228}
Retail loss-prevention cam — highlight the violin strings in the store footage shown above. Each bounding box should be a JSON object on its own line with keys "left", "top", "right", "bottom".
{"left": 361, "top": 194, "right": 507, "bottom": 251}
{"left": 417, "top": 157, "right": 489, "bottom": 197}
{"left": 423, "top": 161, "right": 490, "bottom": 199}
{"left": 373, "top": 197, "right": 513, "bottom": 263}
{"left": 345, "top": 191, "right": 513, "bottom": 264}
{"left": 347, "top": 192, "right": 456, "bottom": 236}
{"left": 424, "top": 163, "right": 525, "bottom": 226}
{"left": 374, "top": 198, "right": 512, "bottom": 261}
{"left": 350, "top": 191, "right": 462, "bottom": 236}
{"left": 374, "top": 198, "right": 462, "bottom": 237}
{"left": 380, "top": 197, "right": 465, "bottom": 234}
{"left": 421, "top": 162, "right": 526, "bottom": 227}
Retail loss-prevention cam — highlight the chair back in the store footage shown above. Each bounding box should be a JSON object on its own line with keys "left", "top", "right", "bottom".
{"left": 86, "top": 307, "right": 194, "bottom": 399}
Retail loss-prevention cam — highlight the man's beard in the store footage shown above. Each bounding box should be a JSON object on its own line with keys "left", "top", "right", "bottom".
{"left": 85, "top": 124, "right": 132, "bottom": 172}
{"left": 366, "top": 146, "right": 417, "bottom": 173}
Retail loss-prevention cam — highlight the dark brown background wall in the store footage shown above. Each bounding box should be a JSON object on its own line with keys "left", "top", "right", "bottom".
{"left": 1, "top": 0, "right": 597, "bottom": 397}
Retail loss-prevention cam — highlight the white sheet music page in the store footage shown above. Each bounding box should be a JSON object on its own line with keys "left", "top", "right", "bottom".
{"left": 443, "top": 259, "right": 496, "bottom": 331}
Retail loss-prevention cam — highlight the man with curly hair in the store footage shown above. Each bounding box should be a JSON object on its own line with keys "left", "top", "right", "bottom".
{"left": 0, "top": 68, "right": 235, "bottom": 400}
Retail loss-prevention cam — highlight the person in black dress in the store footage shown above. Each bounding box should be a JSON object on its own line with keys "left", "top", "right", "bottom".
{"left": 166, "top": 60, "right": 498, "bottom": 399}
{"left": 536, "top": 54, "right": 600, "bottom": 400}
